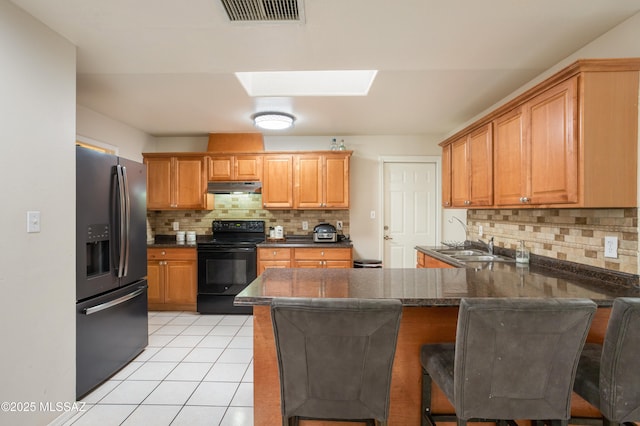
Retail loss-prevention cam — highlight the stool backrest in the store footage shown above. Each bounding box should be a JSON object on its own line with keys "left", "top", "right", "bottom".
{"left": 600, "top": 297, "right": 640, "bottom": 422}
{"left": 271, "top": 297, "right": 402, "bottom": 422}
{"left": 454, "top": 298, "right": 596, "bottom": 421}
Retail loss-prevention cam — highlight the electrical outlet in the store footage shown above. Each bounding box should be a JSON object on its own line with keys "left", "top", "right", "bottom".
{"left": 302, "top": 221, "right": 308, "bottom": 231}
{"left": 172, "top": 221, "right": 180, "bottom": 231}
{"left": 336, "top": 221, "right": 343, "bottom": 231}
{"left": 370, "top": 210, "right": 376, "bottom": 219}
{"left": 478, "top": 225, "right": 483, "bottom": 237}
{"left": 604, "top": 236, "right": 618, "bottom": 258}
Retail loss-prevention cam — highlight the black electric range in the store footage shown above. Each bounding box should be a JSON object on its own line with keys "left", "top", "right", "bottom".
{"left": 196, "top": 220, "right": 265, "bottom": 314}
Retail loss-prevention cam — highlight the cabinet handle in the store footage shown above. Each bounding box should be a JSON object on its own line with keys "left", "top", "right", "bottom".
{"left": 464, "top": 200, "right": 471, "bottom": 205}
{"left": 161, "top": 251, "right": 166, "bottom": 255}
{"left": 321, "top": 251, "right": 324, "bottom": 256}
{"left": 520, "top": 197, "right": 530, "bottom": 203}
{"left": 273, "top": 251, "right": 277, "bottom": 256}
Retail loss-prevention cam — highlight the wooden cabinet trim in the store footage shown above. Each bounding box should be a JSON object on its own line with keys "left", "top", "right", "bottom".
{"left": 293, "top": 247, "right": 352, "bottom": 261}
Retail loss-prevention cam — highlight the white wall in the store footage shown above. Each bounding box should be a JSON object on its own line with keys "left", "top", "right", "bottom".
{"left": 0, "top": 1, "right": 76, "bottom": 425}
{"left": 447, "top": 12, "right": 640, "bottom": 140}
{"left": 76, "top": 105, "right": 156, "bottom": 162}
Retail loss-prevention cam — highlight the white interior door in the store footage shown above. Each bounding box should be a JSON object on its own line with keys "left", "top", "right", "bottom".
{"left": 383, "top": 160, "right": 439, "bottom": 267}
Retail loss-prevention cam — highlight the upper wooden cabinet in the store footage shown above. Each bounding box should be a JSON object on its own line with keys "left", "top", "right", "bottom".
{"left": 294, "top": 152, "right": 350, "bottom": 209}
{"left": 450, "top": 123, "right": 493, "bottom": 208}
{"left": 442, "top": 58, "right": 640, "bottom": 209}
{"left": 144, "top": 154, "right": 212, "bottom": 210}
{"left": 495, "top": 77, "right": 578, "bottom": 206}
{"left": 442, "top": 144, "right": 452, "bottom": 207}
{"left": 207, "top": 154, "right": 262, "bottom": 181}
{"left": 262, "top": 154, "right": 294, "bottom": 209}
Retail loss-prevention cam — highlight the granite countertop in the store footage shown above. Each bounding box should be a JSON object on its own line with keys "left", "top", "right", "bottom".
{"left": 235, "top": 265, "right": 640, "bottom": 308}
{"left": 258, "top": 235, "right": 353, "bottom": 248}
{"left": 147, "top": 235, "right": 199, "bottom": 248}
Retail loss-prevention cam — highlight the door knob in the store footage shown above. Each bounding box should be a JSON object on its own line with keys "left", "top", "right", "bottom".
{"left": 384, "top": 235, "right": 393, "bottom": 240}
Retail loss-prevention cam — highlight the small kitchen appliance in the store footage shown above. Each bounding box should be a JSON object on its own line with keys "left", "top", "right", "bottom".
{"left": 313, "top": 223, "right": 338, "bottom": 243}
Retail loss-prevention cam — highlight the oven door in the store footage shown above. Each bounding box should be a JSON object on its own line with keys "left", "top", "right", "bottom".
{"left": 197, "top": 246, "right": 257, "bottom": 296}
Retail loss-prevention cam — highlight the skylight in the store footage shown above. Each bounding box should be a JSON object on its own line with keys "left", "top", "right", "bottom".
{"left": 235, "top": 70, "right": 378, "bottom": 97}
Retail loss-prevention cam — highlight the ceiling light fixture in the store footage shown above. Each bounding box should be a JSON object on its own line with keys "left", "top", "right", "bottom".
{"left": 252, "top": 112, "right": 295, "bottom": 130}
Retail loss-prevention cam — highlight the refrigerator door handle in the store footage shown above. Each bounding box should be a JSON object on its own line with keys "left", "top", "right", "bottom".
{"left": 121, "top": 165, "right": 131, "bottom": 277}
{"left": 82, "top": 286, "right": 146, "bottom": 315}
{"left": 116, "top": 165, "right": 127, "bottom": 278}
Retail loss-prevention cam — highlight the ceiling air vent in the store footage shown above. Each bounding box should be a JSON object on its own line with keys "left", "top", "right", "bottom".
{"left": 220, "top": 0, "right": 304, "bottom": 22}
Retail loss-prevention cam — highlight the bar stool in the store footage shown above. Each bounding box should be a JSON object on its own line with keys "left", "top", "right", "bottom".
{"left": 572, "top": 297, "right": 640, "bottom": 425}
{"left": 420, "top": 298, "right": 597, "bottom": 426}
{"left": 271, "top": 297, "right": 403, "bottom": 426}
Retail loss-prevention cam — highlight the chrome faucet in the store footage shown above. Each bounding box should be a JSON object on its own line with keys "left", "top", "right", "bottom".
{"left": 478, "top": 236, "right": 494, "bottom": 254}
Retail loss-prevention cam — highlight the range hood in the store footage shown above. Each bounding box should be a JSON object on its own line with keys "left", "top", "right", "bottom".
{"left": 207, "top": 181, "right": 262, "bottom": 194}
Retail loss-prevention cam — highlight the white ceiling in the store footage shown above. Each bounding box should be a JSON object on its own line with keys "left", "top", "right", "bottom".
{"left": 11, "top": 0, "right": 640, "bottom": 137}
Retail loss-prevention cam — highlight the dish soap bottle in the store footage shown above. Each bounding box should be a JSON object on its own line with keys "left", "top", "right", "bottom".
{"left": 516, "top": 240, "right": 530, "bottom": 264}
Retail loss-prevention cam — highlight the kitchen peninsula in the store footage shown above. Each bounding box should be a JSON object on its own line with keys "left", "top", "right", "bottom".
{"left": 235, "top": 267, "right": 640, "bottom": 426}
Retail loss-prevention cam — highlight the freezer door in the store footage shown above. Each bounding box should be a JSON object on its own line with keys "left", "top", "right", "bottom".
{"left": 117, "top": 156, "right": 147, "bottom": 286}
{"left": 76, "top": 146, "right": 119, "bottom": 301}
{"left": 76, "top": 280, "right": 148, "bottom": 398}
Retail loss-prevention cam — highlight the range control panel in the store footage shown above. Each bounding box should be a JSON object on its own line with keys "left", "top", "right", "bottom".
{"left": 212, "top": 220, "right": 265, "bottom": 234}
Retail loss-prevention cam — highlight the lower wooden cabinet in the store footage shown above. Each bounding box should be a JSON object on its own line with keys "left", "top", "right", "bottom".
{"left": 416, "top": 251, "right": 455, "bottom": 269}
{"left": 258, "top": 248, "right": 292, "bottom": 274}
{"left": 258, "top": 247, "right": 352, "bottom": 273}
{"left": 293, "top": 248, "right": 353, "bottom": 268}
{"left": 148, "top": 247, "right": 197, "bottom": 311}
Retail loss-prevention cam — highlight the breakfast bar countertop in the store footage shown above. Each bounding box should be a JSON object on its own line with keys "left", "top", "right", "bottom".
{"left": 235, "top": 266, "right": 640, "bottom": 308}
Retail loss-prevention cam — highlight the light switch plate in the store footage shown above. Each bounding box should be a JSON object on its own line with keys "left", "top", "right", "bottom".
{"left": 604, "top": 236, "right": 618, "bottom": 258}
{"left": 27, "top": 211, "right": 41, "bottom": 233}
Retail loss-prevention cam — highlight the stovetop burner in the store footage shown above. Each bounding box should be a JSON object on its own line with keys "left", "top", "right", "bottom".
{"left": 197, "top": 220, "right": 266, "bottom": 248}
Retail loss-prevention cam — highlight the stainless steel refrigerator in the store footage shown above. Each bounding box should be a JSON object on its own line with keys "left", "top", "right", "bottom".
{"left": 76, "top": 146, "right": 148, "bottom": 398}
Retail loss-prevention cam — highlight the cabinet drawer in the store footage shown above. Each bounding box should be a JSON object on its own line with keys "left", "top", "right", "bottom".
{"left": 294, "top": 248, "right": 352, "bottom": 261}
{"left": 258, "top": 248, "right": 292, "bottom": 260}
{"left": 148, "top": 247, "right": 197, "bottom": 260}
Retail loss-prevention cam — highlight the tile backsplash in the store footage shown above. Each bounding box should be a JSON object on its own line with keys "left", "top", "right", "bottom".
{"left": 467, "top": 208, "right": 638, "bottom": 274}
{"left": 148, "top": 194, "right": 349, "bottom": 237}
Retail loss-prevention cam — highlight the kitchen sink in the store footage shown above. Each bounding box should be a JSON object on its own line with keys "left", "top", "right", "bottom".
{"left": 431, "top": 248, "right": 516, "bottom": 264}
{"left": 451, "top": 254, "right": 515, "bottom": 263}
{"left": 433, "top": 249, "right": 486, "bottom": 256}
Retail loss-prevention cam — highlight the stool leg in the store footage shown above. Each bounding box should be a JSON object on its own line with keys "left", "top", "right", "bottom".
{"left": 422, "top": 368, "right": 436, "bottom": 426}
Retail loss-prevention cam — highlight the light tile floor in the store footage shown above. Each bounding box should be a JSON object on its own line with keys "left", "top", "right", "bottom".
{"left": 64, "top": 311, "right": 254, "bottom": 426}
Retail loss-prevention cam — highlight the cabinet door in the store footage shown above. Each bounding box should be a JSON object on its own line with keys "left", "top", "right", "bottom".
{"left": 174, "top": 157, "right": 207, "bottom": 208}
{"left": 258, "top": 260, "right": 291, "bottom": 275}
{"left": 208, "top": 156, "right": 233, "bottom": 181}
{"left": 293, "top": 260, "right": 324, "bottom": 268}
{"left": 235, "top": 155, "right": 262, "bottom": 181}
{"left": 164, "top": 260, "right": 197, "bottom": 305}
{"left": 451, "top": 136, "right": 470, "bottom": 207}
{"left": 324, "top": 154, "right": 349, "bottom": 208}
{"left": 527, "top": 77, "right": 578, "bottom": 205}
{"left": 147, "top": 260, "right": 164, "bottom": 304}
{"left": 295, "top": 154, "right": 323, "bottom": 208}
{"left": 145, "top": 157, "right": 173, "bottom": 209}
{"left": 442, "top": 145, "right": 452, "bottom": 207}
{"left": 324, "top": 260, "right": 352, "bottom": 268}
{"left": 494, "top": 108, "right": 526, "bottom": 206}
{"left": 423, "top": 255, "right": 455, "bottom": 268}
{"left": 468, "top": 123, "right": 493, "bottom": 206}
{"left": 263, "top": 155, "right": 294, "bottom": 209}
